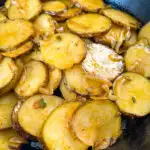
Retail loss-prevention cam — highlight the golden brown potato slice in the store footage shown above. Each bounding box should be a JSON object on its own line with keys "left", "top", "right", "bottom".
{"left": 72, "top": 0, "right": 105, "bottom": 12}
{"left": 113, "top": 72, "right": 150, "bottom": 116}
{"left": 0, "top": 129, "right": 27, "bottom": 150}
{"left": 72, "top": 100, "right": 122, "bottom": 149}
{"left": 0, "top": 57, "right": 20, "bottom": 95}
{"left": 82, "top": 42, "right": 124, "bottom": 81}
{"left": 42, "top": 102, "right": 88, "bottom": 150}
{"left": 0, "top": 93, "right": 18, "bottom": 130}
{"left": 15, "top": 60, "right": 47, "bottom": 97}
{"left": 40, "top": 33, "right": 85, "bottom": 69}
{"left": 0, "top": 12, "right": 7, "bottom": 22}
{"left": 102, "top": 8, "right": 141, "bottom": 29}
{"left": 2, "top": 41, "right": 33, "bottom": 58}
{"left": 65, "top": 65, "right": 108, "bottom": 96}
{"left": 43, "top": 1, "right": 67, "bottom": 15}
{"left": 0, "top": 20, "right": 34, "bottom": 51}
{"left": 60, "top": 79, "right": 77, "bottom": 101}
{"left": 67, "top": 14, "right": 111, "bottom": 37}
{"left": 39, "top": 68, "right": 62, "bottom": 95}
{"left": 125, "top": 42, "right": 150, "bottom": 77}
{"left": 54, "top": 8, "right": 82, "bottom": 22}
{"left": 138, "top": 22, "right": 150, "bottom": 44}
{"left": 16, "top": 95, "right": 63, "bottom": 138}
{"left": 34, "top": 14, "right": 55, "bottom": 38}
{"left": 123, "top": 30, "right": 137, "bottom": 48}
{"left": 7, "top": 0, "right": 42, "bottom": 20}
{"left": 94, "top": 24, "right": 131, "bottom": 52}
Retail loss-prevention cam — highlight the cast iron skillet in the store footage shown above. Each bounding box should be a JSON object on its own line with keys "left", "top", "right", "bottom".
{"left": 1, "top": 0, "right": 150, "bottom": 150}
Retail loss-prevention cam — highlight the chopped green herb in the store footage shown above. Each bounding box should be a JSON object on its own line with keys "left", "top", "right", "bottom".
{"left": 75, "top": 42, "right": 78, "bottom": 46}
{"left": 132, "top": 96, "right": 136, "bottom": 103}
{"left": 33, "top": 98, "right": 47, "bottom": 109}
{"left": 56, "top": 35, "right": 62, "bottom": 41}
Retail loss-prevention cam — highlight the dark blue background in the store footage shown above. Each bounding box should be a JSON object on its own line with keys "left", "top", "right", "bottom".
{"left": 0, "top": 0, "right": 150, "bottom": 150}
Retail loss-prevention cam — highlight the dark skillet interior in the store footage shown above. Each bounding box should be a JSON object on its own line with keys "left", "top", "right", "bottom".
{"left": 1, "top": 0, "right": 150, "bottom": 150}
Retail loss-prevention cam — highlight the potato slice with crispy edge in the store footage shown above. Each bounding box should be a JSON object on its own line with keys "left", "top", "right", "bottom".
{"left": 54, "top": 7, "right": 82, "bottom": 22}
{"left": 82, "top": 42, "right": 124, "bottom": 81}
{"left": 0, "top": 128, "right": 27, "bottom": 150}
{"left": 42, "top": 101, "right": 88, "bottom": 150}
{"left": 39, "top": 67, "right": 62, "bottom": 95}
{"left": 72, "top": 100, "right": 122, "bottom": 149}
{"left": 12, "top": 95, "right": 63, "bottom": 138}
{"left": 34, "top": 14, "right": 55, "bottom": 38}
{"left": 7, "top": 0, "right": 42, "bottom": 20}
{"left": 138, "top": 22, "right": 150, "bottom": 44}
{"left": 102, "top": 8, "right": 141, "bottom": 29}
{"left": 94, "top": 24, "right": 131, "bottom": 52}
{"left": 113, "top": 72, "right": 150, "bottom": 116}
{"left": 0, "top": 93, "right": 18, "bottom": 130}
{"left": 40, "top": 33, "right": 85, "bottom": 69}
{"left": 43, "top": 1, "right": 67, "bottom": 15}
{"left": 125, "top": 42, "right": 150, "bottom": 77}
{"left": 0, "top": 20, "right": 34, "bottom": 51}
{"left": 67, "top": 14, "right": 112, "bottom": 37}
{"left": 64, "top": 65, "right": 109, "bottom": 96}
{"left": 72, "top": 0, "right": 105, "bottom": 12}
{"left": 1, "top": 41, "right": 33, "bottom": 58}
{"left": 15, "top": 60, "right": 48, "bottom": 97}
{"left": 0, "top": 57, "right": 23, "bottom": 96}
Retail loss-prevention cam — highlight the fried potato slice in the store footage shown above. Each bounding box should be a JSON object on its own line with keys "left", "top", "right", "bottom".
{"left": 0, "top": 12, "right": 7, "bottom": 22}
{"left": 0, "top": 57, "right": 19, "bottom": 95}
{"left": 34, "top": 14, "right": 55, "bottom": 38}
{"left": 42, "top": 102, "right": 88, "bottom": 150}
{"left": 0, "top": 20, "right": 34, "bottom": 51}
{"left": 65, "top": 65, "right": 107, "bottom": 96}
{"left": 102, "top": 9, "right": 141, "bottom": 29}
{"left": 2, "top": 41, "right": 33, "bottom": 58}
{"left": 125, "top": 42, "right": 150, "bottom": 77}
{"left": 0, "top": 58, "right": 23, "bottom": 96}
{"left": 0, "top": 129, "right": 27, "bottom": 150}
{"left": 54, "top": 8, "right": 82, "bottom": 22}
{"left": 15, "top": 60, "right": 47, "bottom": 97}
{"left": 123, "top": 30, "right": 137, "bottom": 48}
{"left": 7, "top": 0, "right": 42, "bottom": 20}
{"left": 60, "top": 79, "right": 77, "bottom": 101}
{"left": 0, "top": 93, "right": 18, "bottom": 130}
{"left": 113, "top": 72, "right": 150, "bottom": 116}
{"left": 16, "top": 95, "right": 63, "bottom": 138}
{"left": 72, "top": 0, "right": 105, "bottom": 12}
{"left": 43, "top": 1, "right": 67, "bottom": 15}
{"left": 72, "top": 100, "right": 122, "bottom": 149}
{"left": 138, "top": 22, "right": 150, "bottom": 44}
{"left": 40, "top": 33, "right": 85, "bottom": 69}
{"left": 67, "top": 14, "right": 111, "bottom": 37}
{"left": 94, "top": 24, "right": 131, "bottom": 52}
{"left": 39, "top": 68, "right": 62, "bottom": 95}
{"left": 82, "top": 42, "right": 124, "bottom": 81}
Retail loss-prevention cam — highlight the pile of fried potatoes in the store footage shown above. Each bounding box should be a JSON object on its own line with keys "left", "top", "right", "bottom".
{"left": 0, "top": 0, "right": 150, "bottom": 149}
